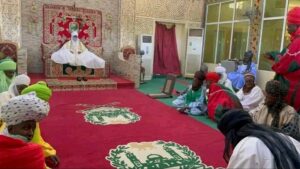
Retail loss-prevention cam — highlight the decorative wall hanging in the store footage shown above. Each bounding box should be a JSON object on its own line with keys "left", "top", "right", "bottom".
{"left": 43, "top": 4, "right": 102, "bottom": 47}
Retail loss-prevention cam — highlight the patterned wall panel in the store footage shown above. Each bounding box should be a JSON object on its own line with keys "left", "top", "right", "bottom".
{"left": 249, "top": 0, "right": 262, "bottom": 58}
{"left": 21, "top": 0, "right": 120, "bottom": 73}
{"left": 119, "top": 0, "right": 135, "bottom": 48}
{"left": 134, "top": 17, "right": 154, "bottom": 36}
{"left": 186, "top": 0, "right": 205, "bottom": 22}
{"left": 135, "top": 0, "right": 203, "bottom": 22}
{"left": 0, "top": 0, "right": 21, "bottom": 47}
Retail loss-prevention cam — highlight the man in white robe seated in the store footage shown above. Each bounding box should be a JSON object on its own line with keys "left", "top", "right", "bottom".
{"left": 236, "top": 73, "right": 264, "bottom": 111}
{"left": 215, "top": 64, "right": 234, "bottom": 92}
{"left": 51, "top": 31, "right": 105, "bottom": 81}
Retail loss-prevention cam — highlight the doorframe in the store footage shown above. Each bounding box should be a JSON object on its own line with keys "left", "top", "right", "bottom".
{"left": 152, "top": 19, "right": 188, "bottom": 75}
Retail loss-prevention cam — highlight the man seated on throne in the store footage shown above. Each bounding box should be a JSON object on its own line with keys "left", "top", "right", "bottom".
{"left": 51, "top": 31, "right": 105, "bottom": 81}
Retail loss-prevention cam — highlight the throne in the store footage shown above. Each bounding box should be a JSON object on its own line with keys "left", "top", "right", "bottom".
{"left": 41, "top": 4, "right": 108, "bottom": 78}
{"left": 0, "top": 40, "right": 27, "bottom": 74}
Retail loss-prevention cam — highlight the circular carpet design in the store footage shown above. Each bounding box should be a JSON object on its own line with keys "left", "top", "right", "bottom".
{"left": 83, "top": 107, "right": 140, "bottom": 125}
{"left": 106, "top": 141, "right": 214, "bottom": 169}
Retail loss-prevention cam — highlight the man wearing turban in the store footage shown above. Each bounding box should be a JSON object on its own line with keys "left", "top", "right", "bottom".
{"left": 215, "top": 64, "right": 234, "bottom": 92}
{"left": 0, "top": 81, "right": 59, "bottom": 168}
{"left": 0, "top": 57, "right": 17, "bottom": 93}
{"left": 0, "top": 74, "right": 30, "bottom": 108}
{"left": 51, "top": 30, "right": 105, "bottom": 81}
{"left": 0, "top": 74, "right": 31, "bottom": 131}
{"left": 266, "top": 7, "right": 300, "bottom": 112}
{"left": 0, "top": 93, "right": 49, "bottom": 168}
{"left": 21, "top": 81, "right": 60, "bottom": 168}
{"left": 206, "top": 72, "right": 242, "bottom": 122}
{"left": 227, "top": 51, "right": 257, "bottom": 90}
{"left": 236, "top": 73, "right": 264, "bottom": 111}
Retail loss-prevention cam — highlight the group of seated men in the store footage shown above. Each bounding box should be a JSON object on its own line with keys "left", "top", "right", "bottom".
{"left": 0, "top": 55, "right": 59, "bottom": 168}
{"left": 172, "top": 50, "right": 300, "bottom": 142}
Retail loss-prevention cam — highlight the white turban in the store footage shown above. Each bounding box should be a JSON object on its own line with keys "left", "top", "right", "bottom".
{"left": 215, "top": 64, "right": 226, "bottom": 74}
{"left": 14, "top": 74, "right": 31, "bottom": 85}
{"left": 8, "top": 74, "right": 31, "bottom": 97}
{"left": 0, "top": 92, "right": 50, "bottom": 126}
{"left": 215, "top": 64, "right": 227, "bottom": 84}
{"left": 71, "top": 31, "right": 79, "bottom": 44}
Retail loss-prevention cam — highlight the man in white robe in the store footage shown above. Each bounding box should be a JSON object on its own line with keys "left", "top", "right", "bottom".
{"left": 236, "top": 73, "right": 264, "bottom": 111}
{"left": 0, "top": 74, "right": 30, "bottom": 130}
{"left": 51, "top": 31, "right": 105, "bottom": 80}
{"left": 215, "top": 64, "right": 234, "bottom": 92}
{"left": 0, "top": 74, "right": 30, "bottom": 109}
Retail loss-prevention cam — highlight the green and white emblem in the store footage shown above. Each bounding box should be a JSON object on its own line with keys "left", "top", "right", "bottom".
{"left": 83, "top": 107, "right": 141, "bottom": 125}
{"left": 106, "top": 141, "right": 214, "bottom": 169}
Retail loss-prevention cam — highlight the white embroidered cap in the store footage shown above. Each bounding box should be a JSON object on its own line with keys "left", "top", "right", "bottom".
{"left": 14, "top": 74, "right": 31, "bottom": 86}
{"left": 215, "top": 64, "right": 226, "bottom": 74}
{"left": 0, "top": 92, "right": 50, "bottom": 126}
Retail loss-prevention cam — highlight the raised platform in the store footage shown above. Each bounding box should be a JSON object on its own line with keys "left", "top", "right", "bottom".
{"left": 28, "top": 73, "right": 135, "bottom": 91}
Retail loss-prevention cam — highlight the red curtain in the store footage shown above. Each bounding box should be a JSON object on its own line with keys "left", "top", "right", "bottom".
{"left": 153, "top": 22, "right": 181, "bottom": 75}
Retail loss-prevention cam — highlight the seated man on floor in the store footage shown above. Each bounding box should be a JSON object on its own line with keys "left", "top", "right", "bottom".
{"left": 215, "top": 64, "right": 234, "bottom": 92}
{"left": 236, "top": 73, "right": 264, "bottom": 111}
{"left": 51, "top": 30, "right": 105, "bottom": 81}
{"left": 21, "top": 81, "right": 60, "bottom": 168}
{"left": 172, "top": 70, "right": 207, "bottom": 115}
{"left": 206, "top": 72, "right": 242, "bottom": 122}
{"left": 0, "top": 93, "right": 49, "bottom": 168}
{"left": 249, "top": 80, "right": 300, "bottom": 141}
{"left": 0, "top": 74, "right": 30, "bottom": 108}
{"left": 0, "top": 57, "right": 16, "bottom": 93}
{"left": 228, "top": 51, "right": 257, "bottom": 90}
{"left": 0, "top": 74, "right": 30, "bottom": 131}
{"left": 0, "top": 81, "right": 60, "bottom": 168}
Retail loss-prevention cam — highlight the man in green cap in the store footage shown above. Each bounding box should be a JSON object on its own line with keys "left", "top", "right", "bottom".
{"left": 0, "top": 57, "right": 17, "bottom": 93}
{"left": 21, "top": 81, "right": 60, "bottom": 168}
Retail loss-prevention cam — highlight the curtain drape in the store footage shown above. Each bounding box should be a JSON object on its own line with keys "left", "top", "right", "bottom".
{"left": 153, "top": 22, "right": 181, "bottom": 75}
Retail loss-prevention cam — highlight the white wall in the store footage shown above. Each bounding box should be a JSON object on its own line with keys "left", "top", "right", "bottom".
{"left": 256, "top": 70, "right": 275, "bottom": 89}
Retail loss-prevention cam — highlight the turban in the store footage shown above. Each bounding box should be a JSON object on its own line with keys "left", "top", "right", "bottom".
{"left": 14, "top": 74, "right": 31, "bottom": 86}
{"left": 217, "top": 109, "right": 253, "bottom": 135}
{"left": 244, "top": 72, "right": 255, "bottom": 79}
{"left": 8, "top": 74, "right": 31, "bottom": 97}
{"left": 71, "top": 31, "right": 78, "bottom": 37}
{"left": 215, "top": 64, "right": 226, "bottom": 74}
{"left": 21, "top": 81, "right": 52, "bottom": 102}
{"left": 206, "top": 72, "right": 221, "bottom": 83}
{"left": 0, "top": 92, "right": 50, "bottom": 126}
{"left": 0, "top": 58, "right": 16, "bottom": 71}
{"left": 287, "top": 7, "right": 300, "bottom": 25}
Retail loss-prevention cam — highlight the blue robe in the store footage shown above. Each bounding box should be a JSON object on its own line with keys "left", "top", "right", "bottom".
{"left": 228, "top": 63, "right": 257, "bottom": 90}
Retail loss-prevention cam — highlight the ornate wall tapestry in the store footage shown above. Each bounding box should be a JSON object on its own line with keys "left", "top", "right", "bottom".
{"left": 42, "top": 4, "right": 108, "bottom": 78}
{"left": 43, "top": 4, "right": 102, "bottom": 47}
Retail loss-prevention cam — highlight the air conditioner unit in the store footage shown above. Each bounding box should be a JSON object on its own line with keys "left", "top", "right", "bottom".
{"left": 184, "top": 29, "right": 204, "bottom": 77}
{"left": 137, "top": 34, "right": 153, "bottom": 80}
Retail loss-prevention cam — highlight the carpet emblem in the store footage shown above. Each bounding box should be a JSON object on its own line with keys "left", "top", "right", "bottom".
{"left": 84, "top": 107, "right": 140, "bottom": 125}
{"left": 106, "top": 141, "right": 214, "bottom": 169}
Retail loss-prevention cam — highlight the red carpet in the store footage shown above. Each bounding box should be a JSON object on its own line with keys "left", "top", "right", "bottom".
{"left": 41, "top": 89, "right": 226, "bottom": 168}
